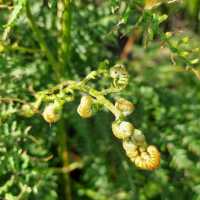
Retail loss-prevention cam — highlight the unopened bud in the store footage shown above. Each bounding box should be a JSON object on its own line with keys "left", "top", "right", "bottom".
{"left": 115, "top": 98, "right": 134, "bottom": 116}
{"left": 77, "top": 95, "right": 93, "bottom": 118}
{"left": 132, "top": 129, "right": 146, "bottom": 144}
{"left": 112, "top": 121, "right": 134, "bottom": 140}
{"left": 42, "top": 102, "right": 62, "bottom": 123}
{"left": 20, "top": 104, "right": 36, "bottom": 118}
{"left": 122, "top": 139, "right": 138, "bottom": 160}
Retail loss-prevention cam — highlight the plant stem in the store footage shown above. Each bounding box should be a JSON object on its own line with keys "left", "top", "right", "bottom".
{"left": 57, "top": 120, "right": 72, "bottom": 200}
{"left": 25, "top": 2, "right": 72, "bottom": 199}
{"left": 39, "top": 81, "right": 122, "bottom": 119}
{"left": 58, "top": 0, "right": 72, "bottom": 77}
{"left": 6, "top": 45, "right": 40, "bottom": 53}
{"left": 0, "top": 97, "right": 27, "bottom": 104}
{"left": 80, "top": 86, "right": 121, "bottom": 118}
{"left": 25, "top": 2, "right": 61, "bottom": 80}
{"left": 56, "top": 1, "right": 72, "bottom": 199}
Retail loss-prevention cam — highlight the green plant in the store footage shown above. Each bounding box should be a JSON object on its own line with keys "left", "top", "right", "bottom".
{"left": 1, "top": 0, "right": 200, "bottom": 200}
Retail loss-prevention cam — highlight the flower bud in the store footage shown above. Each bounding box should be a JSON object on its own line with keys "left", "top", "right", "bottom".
{"left": 147, "top": 145, "right": 160, "bottom": 160}
{"left": 139, "top": 146, "right": 146, "bottom": 153}
{"left": 140, "top": 152, "right": 150, "bottom": 160}
{"left": 136, "top": 145, "right": 160, "bottom": 170}
{"left": 134, "top": 157, "right": 146, "bottom": 169}
{"left": 42, "top": 102, "right": 62, "bottom": 123}
{"left": 20, "top": 104, "right": 36, "bottom": 118}
{"left": 129, "top": 150, "right": 139, "bottom": 162}
{"left": 122, "top": 140, "right": 137, "bottom": 152}
{"left": 132, "top": 129, "right": 146, "bottom": 144}
{"left": 110, "top": 64, "right": 126, "bottom": 78}
{"left": 110, "top": 65, "right": 128, "bottom": 89}
{"left": 112, "top": 121, "right": 134, "bottom": 140}
{"left": 122, "top": 140, "right": 139, "bottom": 160}
{"left": 77, "top": 95, "right": 93, "bottom": 118}
{"left": 115, "top": 98, "right": 134, "bottom": 116}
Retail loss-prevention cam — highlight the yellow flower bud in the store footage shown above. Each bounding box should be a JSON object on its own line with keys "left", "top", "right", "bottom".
{"left": 139, "top": 147, "right": 146, "bottom": 153}
{"left": 112, "top": 121, "right": 134, "bottom": 140}
{"left": 20, "top": 104, "right": 36, "bottom": 118}
{"left": 110, "top": 64, "right": 127, "bottom": 78}
{"left": 134, "top": 157, "right": 147, "bottom": 169}
{"left": 110, "top": 64, "right": 128, "bottom": 89}
{"left": 77, "top": 95, "right": 93, "bottom": 118}
{"left": 135, "top": 145, "right": 160, "bottom": 170}
{"left": 140, "top": 152, "right": 150, "bottom": 161}
{"left": 115, "top": 98, "right": 134, "bottom": 116}
{"left": 122, "top": 140, "right": 137, "bottom": 152}
{"left": 122, "top": 140, "right": 138, "bottom": 160}
{"left": 132, "top": 129, "right": 146, "bottom": 144}
{"left": 42, "top": 102, "right": 62, "bottom": 123}
{"left": 128, "top": 150, "right": 139, "bottom": 162}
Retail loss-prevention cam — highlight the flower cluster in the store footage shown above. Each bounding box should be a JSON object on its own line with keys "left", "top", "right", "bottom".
{"left": 112, "top": 99, "right": 160, "bottom": 170}
{"left": 17, "top": 64, "right": 160, "bottom": 170}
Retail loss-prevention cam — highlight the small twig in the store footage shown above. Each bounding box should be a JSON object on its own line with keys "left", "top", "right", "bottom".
{"left": 0, "top": 97, "right": 27, "bottom": 104}
{"left": 0, "top": 5, "right": 13, "bottom": 10}
{"left": 7, "top": 44, "right": 40, "bottom": 53}
{"left": 53, "top": 161, "right": 84, "bottom": 173}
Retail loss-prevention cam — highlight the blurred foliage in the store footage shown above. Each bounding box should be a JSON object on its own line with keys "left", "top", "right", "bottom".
{"left": 0, "top": 0, "right": 200, "bottom": 200}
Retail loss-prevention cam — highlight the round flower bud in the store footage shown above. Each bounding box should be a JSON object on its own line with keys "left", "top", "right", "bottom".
{"left": 112, "top": 121, "right": 134, "bottom": 140}
{"left": 122, "top": 139, "right": 138, "bottom": 159}
{"left": 139, "top": 147, "right": 146, "bottom": 153}
{"left": 134, "top": 157, "right": 147, "bottom": 169}
{"left": 110, "top": 64, "right": 127, "bottom": 78}
{"left": 132, "top": 129, "right": 146, "bottom": 144}
{"left": 77, "top": 95, "right": 93, "bottom": 118}
{"left": 122, "top": 140, "right": 137, "bottom": 152}
{"left": 140, "top": 152, "right": 150, "bottom": 161}
{"left": 109, "top": 65, "right": 128, "bottom": 89}
{"left": 127, "top": 149, "right": 139, "bottom": 160}
{"left": 115, "top": 98, "right": 134, "bottom": 116}
{"left": 129, "top": 156, "right": 136, "bottom": 162}
{"left": 146, "top": 145, "right": 160, "bottom": 170}
{"left": 147, "top": 145, "right": 160, "bottom": 160}
{"left": 42, "top": 102, "right": 62, "bottom": 123}
{"left": 20, "top": 104, "right": 36, "bottom": 118}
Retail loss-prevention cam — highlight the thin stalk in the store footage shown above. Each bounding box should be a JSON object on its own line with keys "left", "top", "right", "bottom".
{"left": 56, "top": 1, "right": 72, "bottom": 199}
{"left": 3, "top": 44, "right": 40, "bottom": 53}
{"left": 38, "top": 80, "right": 122, "bottom": 119}
{"left": 57, "top": 120, "right": 72, "bottom": 200}
{"left": 79, "top": 86, "right": 121, "bottom": 118}
{"left": 25, "top": 2, "right": 72, "bottom": 199}
{"left": 58, "top": 0, "right": 72, "bottom": 77}
{"left": 0, "top": 5, "right": 13, "bottom": 10}
{"left": 0, "top": 97, "right": 27, "bottom": 104}
{"left": 25, "top": 2, "right": 61, "bottom": 80}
